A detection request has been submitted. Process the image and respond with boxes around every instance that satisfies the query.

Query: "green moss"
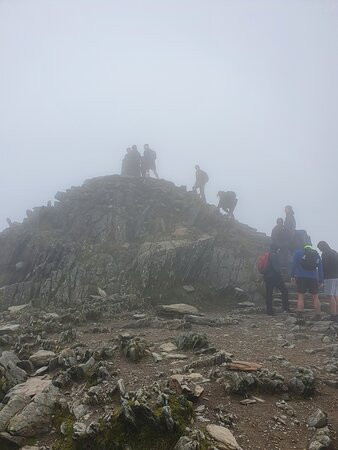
[51,406,76,450]
[53,395,194,450]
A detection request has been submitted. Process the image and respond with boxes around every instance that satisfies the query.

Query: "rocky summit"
[0,176,336,450]
[0,176,266,309]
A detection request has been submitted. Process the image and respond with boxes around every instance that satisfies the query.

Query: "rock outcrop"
[0,176,267,309]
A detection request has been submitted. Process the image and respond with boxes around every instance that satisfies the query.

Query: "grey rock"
[161,405,175,432]
[73,421,87,440]
[0,393,30,431]
[0,325,20,335]
[29,350,56,368]
[307,409,327,428]
[174,436,199,450]
[7,384,59,437]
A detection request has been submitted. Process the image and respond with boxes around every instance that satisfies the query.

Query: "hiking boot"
[266,310,275,316]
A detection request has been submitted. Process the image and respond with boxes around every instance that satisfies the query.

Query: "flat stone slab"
[166,353,189,360]
[157,303,201,316]
[159,342,178,353]
[0,324,20,335]
[206,424,242,449]
[5,377,52,401]
[8,304,29,313]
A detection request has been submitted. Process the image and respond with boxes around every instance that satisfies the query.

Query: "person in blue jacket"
[291,244,323,320]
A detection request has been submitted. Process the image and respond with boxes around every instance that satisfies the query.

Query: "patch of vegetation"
[51,405,76,450]
[51,395,193,450]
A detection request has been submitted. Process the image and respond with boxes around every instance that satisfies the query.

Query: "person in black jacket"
[193,165,209,202]
[317,241,338,321]
[264,244,290,315]
[271,218,290,278]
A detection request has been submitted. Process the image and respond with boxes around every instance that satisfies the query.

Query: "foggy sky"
[1,0,337,249]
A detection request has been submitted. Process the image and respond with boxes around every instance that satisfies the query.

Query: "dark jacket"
[264,251,282,280]
[285,213,296,233]
[195,169,209,186]
[271,225,289,248]
[321,249,338,279]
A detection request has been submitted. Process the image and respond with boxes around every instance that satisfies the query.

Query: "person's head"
[276,218,283,226]
[285,205,294,215]
[195,165,200,171]
[270,243,279,253]
[126,147,131,153]
[132,145,137,151]
[317,241,330,252]
[144,144,149,149]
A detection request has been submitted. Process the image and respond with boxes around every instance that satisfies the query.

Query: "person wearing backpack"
[258,244,290,315]
[317,241,338,322]
[291,244,323,320]
[193,165,209,202]
[217,191,238,218]
[141,144,159,179]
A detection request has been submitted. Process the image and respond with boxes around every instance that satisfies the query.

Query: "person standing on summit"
[141,144,159,179]
[193,165,209,202]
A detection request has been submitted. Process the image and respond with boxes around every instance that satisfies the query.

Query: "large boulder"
[7,383,59,437]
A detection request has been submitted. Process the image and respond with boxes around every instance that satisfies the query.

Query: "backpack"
[199,170,209,183]
[301,247,319,271]
[257,252,270,274]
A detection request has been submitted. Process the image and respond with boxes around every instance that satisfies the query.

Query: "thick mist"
[1,0,337,248]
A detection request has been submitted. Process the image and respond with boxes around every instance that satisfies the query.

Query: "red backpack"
[257,252,270,274]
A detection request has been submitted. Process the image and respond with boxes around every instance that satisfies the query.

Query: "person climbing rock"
[291,243,323,321]
[317,241,338,322]
[217,191,238,218]
[260,244,290,315]
[192,165,209,202]
[141,144,159,179]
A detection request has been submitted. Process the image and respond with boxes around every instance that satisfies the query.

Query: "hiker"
[121,148,132,176]
[284,205,296,235]
[317,241,338,322]
[258,244,290,315]
[217,191,238,218]
[141,144,159,179]
[291,244,323,320]
[130,145,142,177]
[271,218,290,278]
[192,165,209,202]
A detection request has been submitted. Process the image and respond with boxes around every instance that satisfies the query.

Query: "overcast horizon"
[1,0,337,249]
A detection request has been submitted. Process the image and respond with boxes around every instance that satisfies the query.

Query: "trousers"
[265,276,289,313]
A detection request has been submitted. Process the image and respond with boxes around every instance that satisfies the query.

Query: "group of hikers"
[121,145,159,179]
[121,148,238,218]
[120,146,337,323]
[258,207,338,323]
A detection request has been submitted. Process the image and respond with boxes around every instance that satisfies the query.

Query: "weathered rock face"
[0,176,267,309]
